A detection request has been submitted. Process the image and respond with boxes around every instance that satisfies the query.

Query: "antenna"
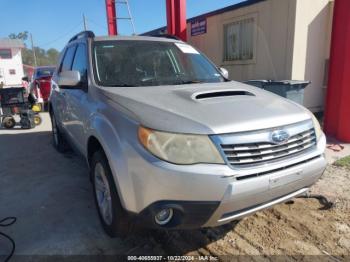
[83,14,88,30]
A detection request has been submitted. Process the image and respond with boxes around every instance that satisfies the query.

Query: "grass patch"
[334,155,350,169]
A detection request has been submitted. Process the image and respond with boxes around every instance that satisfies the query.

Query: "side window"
[0,49,12,59]
[72,44,87,81]
[60,45,77,72]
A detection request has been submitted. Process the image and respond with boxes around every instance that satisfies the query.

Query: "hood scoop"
[194,90,255,100]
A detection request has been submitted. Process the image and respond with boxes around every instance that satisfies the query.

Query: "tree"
[22,48,34,66]
[46,48,60,65]
[8,31,28,41]
[9,31,60,66]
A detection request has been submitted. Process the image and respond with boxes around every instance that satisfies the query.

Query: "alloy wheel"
[94,163,113,225]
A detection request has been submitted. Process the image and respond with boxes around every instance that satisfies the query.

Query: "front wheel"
[91,150,132,237]
[34,115,42,126]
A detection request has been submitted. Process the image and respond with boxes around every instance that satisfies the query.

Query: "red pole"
[166,0,176,35]
[105,0,117,35]
[324,0,350,142]
[174,0,187,41]
[166,0,187,41]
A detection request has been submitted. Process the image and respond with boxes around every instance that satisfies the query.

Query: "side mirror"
[22,76,29,82]
[219,67,229,79]
[58,71,81,87]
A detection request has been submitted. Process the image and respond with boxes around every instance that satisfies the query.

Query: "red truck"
[31,66,55,107]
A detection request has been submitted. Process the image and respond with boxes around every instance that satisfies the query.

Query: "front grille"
[220,128,317,167]
[235,155,321,181]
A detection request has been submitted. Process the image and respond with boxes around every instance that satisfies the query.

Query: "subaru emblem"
[271,130,290,144]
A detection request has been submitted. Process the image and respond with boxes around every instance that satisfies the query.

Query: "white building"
[0,38,25,87]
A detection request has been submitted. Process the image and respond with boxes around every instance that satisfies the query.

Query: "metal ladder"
[116,0,136,35]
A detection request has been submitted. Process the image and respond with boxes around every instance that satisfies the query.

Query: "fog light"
[155,208,173,225]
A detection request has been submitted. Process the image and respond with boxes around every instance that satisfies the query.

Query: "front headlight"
[138,126,225,165]
[310,113,322,141]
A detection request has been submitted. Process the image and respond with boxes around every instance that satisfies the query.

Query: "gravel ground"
[0,113,349,259]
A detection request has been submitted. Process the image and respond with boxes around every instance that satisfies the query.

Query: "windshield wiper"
[104,83,136,87]
[177,80,203,85]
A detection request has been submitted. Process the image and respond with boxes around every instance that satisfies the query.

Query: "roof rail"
[68,31,95,43]
[148,34,182,41]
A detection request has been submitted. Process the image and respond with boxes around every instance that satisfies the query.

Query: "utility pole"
[83,14,88,31]
[30,33,37,67]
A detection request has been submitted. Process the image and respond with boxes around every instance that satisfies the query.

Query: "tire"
[34,115,42,126]
[50,112,70,152]
[91,150,132,237]
[2,116,16,129]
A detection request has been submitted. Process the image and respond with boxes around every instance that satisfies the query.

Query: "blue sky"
[0,0,242,51]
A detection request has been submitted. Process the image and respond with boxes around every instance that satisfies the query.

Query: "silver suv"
[49,31,327,237]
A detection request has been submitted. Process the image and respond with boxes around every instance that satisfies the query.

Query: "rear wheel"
[91,150,132,237]
[2,116,16,129]
[50,112,69,152]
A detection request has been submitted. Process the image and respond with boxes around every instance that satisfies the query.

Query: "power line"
[37,21,83,48]
[86,17,108,31]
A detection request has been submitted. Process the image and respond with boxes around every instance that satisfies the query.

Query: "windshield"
[36,67,55,78]
[93,40,224,87]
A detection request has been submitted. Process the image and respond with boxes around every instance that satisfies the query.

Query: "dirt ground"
[120,165,350,259]
[0,113,349,259]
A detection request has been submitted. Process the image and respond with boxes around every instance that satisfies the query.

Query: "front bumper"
[120,134,327,229]
[204,155,325,227]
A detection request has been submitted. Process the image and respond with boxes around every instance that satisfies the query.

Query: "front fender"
[87,113,138,212]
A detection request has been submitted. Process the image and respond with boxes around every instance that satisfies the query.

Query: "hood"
[99,81,311,135]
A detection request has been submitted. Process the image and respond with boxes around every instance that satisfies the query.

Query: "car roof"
[93,35,183,43]
[35,66,55,69]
